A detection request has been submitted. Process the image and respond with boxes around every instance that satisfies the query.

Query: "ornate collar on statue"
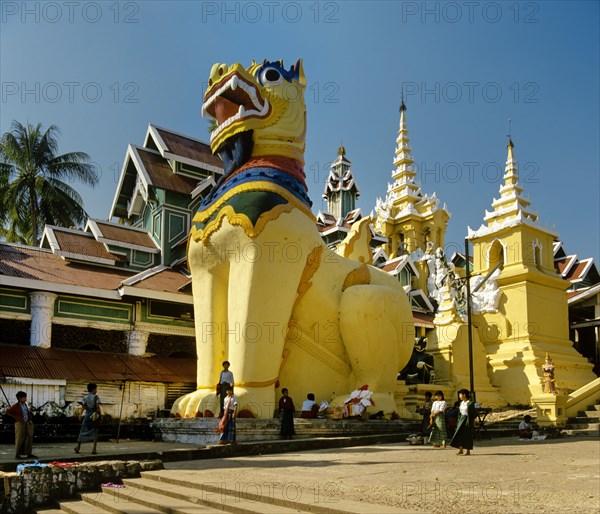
[223,155,307,191]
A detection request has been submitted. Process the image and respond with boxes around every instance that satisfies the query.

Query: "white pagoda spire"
[484,139,538,224]
[469,139,555,238]
[374,97,450,257]
[390,99,421,199]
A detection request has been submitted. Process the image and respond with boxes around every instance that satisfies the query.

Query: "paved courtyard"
[159,436,600,514]
[2,436,599,512]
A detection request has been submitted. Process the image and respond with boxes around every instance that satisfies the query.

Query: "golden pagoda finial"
[400,91,406,112]
[338,139,346,156]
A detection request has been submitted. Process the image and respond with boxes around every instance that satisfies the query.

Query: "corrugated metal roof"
[0,243,134,290]
[0,345,195,383]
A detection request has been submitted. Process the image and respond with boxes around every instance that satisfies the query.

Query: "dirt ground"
[163,436,600,513]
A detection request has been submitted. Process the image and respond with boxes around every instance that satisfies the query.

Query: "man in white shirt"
[218,361,234,416]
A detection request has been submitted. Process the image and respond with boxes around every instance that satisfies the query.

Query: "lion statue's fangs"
[172,59,415,419]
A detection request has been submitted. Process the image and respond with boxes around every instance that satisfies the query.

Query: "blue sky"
[1,1,598,261]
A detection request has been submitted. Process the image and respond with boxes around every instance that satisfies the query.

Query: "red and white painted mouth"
[202,74,269,141]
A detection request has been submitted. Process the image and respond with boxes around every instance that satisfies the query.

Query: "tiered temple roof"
[375,100,449,225]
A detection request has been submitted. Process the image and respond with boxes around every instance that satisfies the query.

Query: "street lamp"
[464,238,476,403]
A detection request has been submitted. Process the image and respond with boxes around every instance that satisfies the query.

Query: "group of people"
[5,383,102,459]
[214,360,321,444]
[418,389,475,456]
[278,390,321,438]
[6,370,539,457]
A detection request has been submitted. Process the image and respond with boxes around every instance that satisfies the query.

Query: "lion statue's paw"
[170,388,218,418]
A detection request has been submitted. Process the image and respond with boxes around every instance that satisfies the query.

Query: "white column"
[128,330,149,356]
[29,292,57,348]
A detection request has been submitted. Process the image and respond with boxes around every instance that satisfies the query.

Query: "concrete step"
[583,410,600,418]
[567,420,600,429]
[562,428,600,437]
[82,491,165,514]
[140,470,401,514]
[59,497,115,514]
[123,477,304,514]
[34,509,65,514]
[101,484,223,513]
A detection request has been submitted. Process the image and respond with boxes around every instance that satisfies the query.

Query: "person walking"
[217,361,234,417]
[5,391,36,459]
[74,383,101,455]
[278,388,296,439]
[428,390,447,448]
[450,389,475,456]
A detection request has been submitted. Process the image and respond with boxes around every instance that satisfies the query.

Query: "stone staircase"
[563,402,600,437]
[40,469,399,514]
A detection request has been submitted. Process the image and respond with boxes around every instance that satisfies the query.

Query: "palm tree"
[0,121,99,246]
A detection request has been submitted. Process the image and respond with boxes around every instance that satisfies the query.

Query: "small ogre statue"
[398,336,435,384]
[172,60,415,418]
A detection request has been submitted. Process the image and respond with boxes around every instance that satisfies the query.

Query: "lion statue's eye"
[261,68,283,86]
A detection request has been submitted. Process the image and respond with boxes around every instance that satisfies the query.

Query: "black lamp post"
[464,238,476,403]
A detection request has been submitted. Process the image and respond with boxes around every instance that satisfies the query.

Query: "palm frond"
[0,120,96,245]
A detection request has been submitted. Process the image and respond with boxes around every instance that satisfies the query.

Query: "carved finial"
[338,139,346,156]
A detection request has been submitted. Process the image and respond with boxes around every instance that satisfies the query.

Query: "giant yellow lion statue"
[172,59,414,418]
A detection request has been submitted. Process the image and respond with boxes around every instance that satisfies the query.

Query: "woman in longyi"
[74,383,101,455]
[216,386,238,444]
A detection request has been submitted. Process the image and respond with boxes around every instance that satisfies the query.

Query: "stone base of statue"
[531,393,568,426]
[428,291,506,408]
[151,417,418,446]
[395,382,457,420]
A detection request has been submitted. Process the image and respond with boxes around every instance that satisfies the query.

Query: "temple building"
[466,139,596,403]
[317,146,386,250]
[0,125,222,416]
[317,143,435,334]
[373,100,447,332]
[554,241,600,375]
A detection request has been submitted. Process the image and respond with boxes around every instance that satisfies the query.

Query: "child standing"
[5,391,36,459]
